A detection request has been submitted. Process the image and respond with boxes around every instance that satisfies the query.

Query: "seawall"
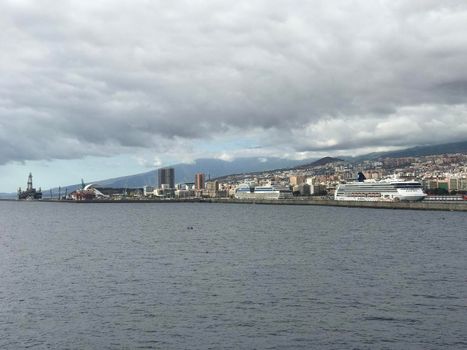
[22,197,467,211]
[207,198,467,212]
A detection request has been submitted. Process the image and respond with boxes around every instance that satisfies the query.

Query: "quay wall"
[6,198,467,211]
[207,198,467,212]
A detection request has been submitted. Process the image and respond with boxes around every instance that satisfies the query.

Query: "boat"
[334,173,426,202]
[234,184,293,199]
[254,185,293,199]
[234,183,253,199]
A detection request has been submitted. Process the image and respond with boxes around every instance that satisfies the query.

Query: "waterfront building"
[293,183,311,196]
[176,183,194,190]
[312,184,327,196]
[366,171,382,180]
[446,177,467,191]
[158,167,175,189]
[143,186,155,196]
[195,173,205,190]
[289,175,306,187]
[437,181,449,192]
[175,189,195,198]
[206,181,219,192]
[460,178,467,191]
[203,180,220,197]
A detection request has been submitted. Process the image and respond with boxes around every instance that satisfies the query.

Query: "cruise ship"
[334,173,426,202]
[234,184,293,200]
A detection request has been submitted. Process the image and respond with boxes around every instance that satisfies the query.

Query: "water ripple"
[0,202,466,349]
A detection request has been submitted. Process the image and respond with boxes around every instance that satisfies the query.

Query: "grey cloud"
[1,0,467,164]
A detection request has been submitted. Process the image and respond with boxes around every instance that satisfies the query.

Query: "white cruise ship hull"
[234,186,293,200]
[335,181,426,202]
[334,194,426,201]
[235,191,293,200]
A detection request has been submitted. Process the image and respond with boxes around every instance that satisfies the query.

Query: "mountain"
[294,157,345,169]
[344,140,467,162]
[35,157,312,195]
[99,157,311,188]
[376,141,467,158]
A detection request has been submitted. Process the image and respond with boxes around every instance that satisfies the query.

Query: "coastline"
[2,197,466,211]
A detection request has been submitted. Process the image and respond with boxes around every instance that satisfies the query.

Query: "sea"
[0,201,466,349]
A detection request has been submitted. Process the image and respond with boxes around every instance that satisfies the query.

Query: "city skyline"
[1,1,467,191]
[2,129,467,195]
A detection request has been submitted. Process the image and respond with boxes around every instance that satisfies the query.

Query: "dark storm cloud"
[1,0,467,164]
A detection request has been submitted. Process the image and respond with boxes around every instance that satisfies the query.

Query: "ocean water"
[0,201,466,349]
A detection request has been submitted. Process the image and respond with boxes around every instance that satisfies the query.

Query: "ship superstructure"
[234,183,293,199]
[335,175,426,202]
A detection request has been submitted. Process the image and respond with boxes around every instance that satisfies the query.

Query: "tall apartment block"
[195,173,205,190]
[158,167,175,189]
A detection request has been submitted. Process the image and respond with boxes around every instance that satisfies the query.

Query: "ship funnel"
[357,172,366,182]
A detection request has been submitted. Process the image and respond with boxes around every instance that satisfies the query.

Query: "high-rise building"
[158,167,175,189]
[195,173,205,190]
[289,175,306,187]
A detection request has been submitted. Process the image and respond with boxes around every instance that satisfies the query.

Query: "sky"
[1,0,467,192]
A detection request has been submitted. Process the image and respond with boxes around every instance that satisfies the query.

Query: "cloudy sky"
[1,0,467,191]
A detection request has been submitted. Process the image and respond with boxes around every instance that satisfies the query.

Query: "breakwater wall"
[207,198,467,212]
[30,197,467,211]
